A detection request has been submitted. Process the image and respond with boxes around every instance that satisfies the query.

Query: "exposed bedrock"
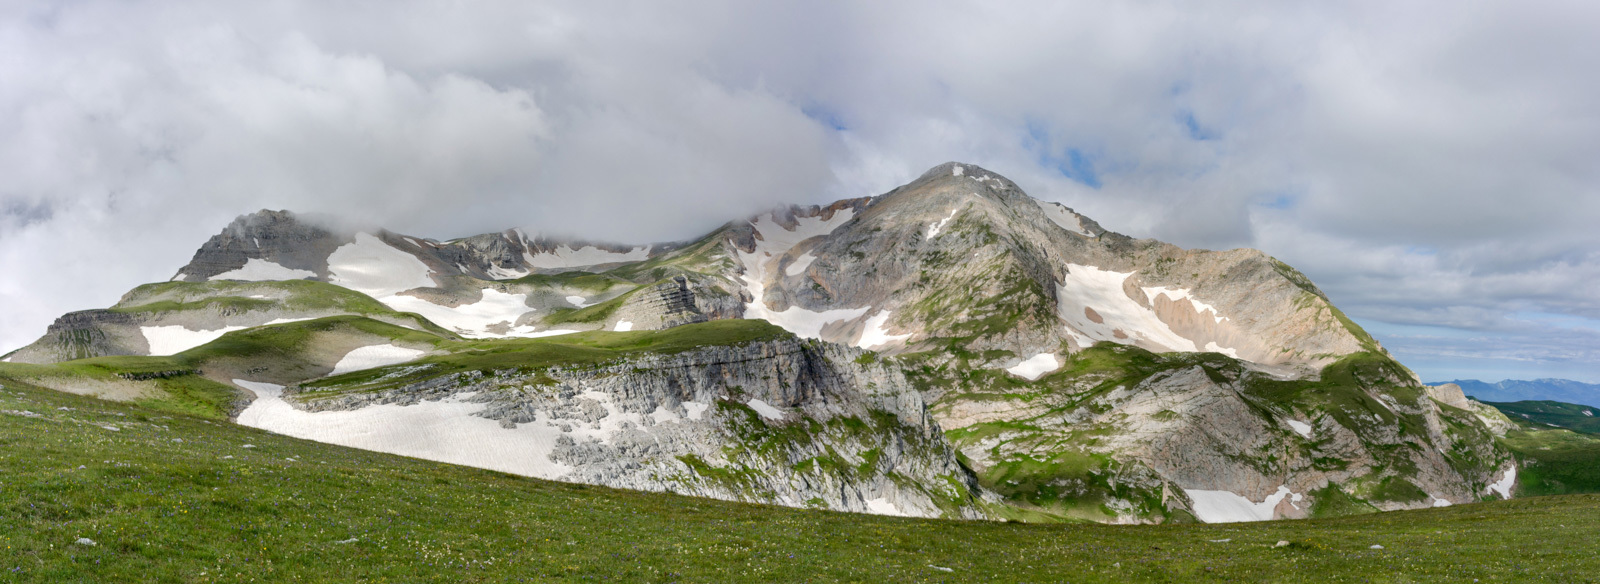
[287,339,995,519]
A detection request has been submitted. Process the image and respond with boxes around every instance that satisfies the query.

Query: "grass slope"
[1480,400,1600,497]
[2,379,1596,582]
[299,319,791,394]
[0,316,449,421]
[113,280,460,339]
[1487,400,1600,435]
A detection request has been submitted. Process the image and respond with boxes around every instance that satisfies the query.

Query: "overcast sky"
[2,1,1597,382]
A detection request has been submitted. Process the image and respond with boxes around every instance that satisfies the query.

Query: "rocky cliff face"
[933,347,1516,522]
[276,338,993,519]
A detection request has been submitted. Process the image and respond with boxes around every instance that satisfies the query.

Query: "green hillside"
[1,376,1596,582]
[1487,400,1600,435]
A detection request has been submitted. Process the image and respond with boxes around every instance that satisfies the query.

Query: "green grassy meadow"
[2,376,1597,582]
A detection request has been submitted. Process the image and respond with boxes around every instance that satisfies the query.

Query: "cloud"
[2,1,1598,383]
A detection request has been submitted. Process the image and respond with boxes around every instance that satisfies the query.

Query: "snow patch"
[1057,264,1199,353]
[1486,467,1516,499]
[1203,342,1240,358]
[142,325,246,356]
[565,295,590,307]
[683,401,710,421]
[1184,485,1297,523]
[1005,353,1060,381]
[865,497,907,516]
[486,265,529,280]
[746,399,785,420]
[525,245,651,270]
[327,233,435,297]
[379,289,538,339]
[329,344,427,377]
[927,208,959,238]
[1431,496,1453,507]
[1142,286,1228,324]
[233,379,575,479]
[648,405,680,425]
[210,258,316,282]
[1584,410,1594,417]
[951,164,963,177]
[1035,201,1094,237]
[613,320,633,332]
[1286,419,1313,438]
[855,310,911,349]
[785,251,817,276]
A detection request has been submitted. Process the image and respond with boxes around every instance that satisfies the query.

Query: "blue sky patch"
[800,105,848,132]
[1023,121,1102,188]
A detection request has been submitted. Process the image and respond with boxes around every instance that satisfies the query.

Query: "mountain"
[1436,379,1600,409]
[0,162,1519,523]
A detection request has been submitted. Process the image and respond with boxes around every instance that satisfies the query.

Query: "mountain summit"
[2,162,1517,523]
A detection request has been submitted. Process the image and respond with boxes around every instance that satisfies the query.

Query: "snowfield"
[1184,486,1301,523]
[380,289,538,339]
[232,379,576,479]
[1056,264,1198,353]
[328,233,436,297]
[230,382,709,482]
[328,344,428,376]
[141,318,312,356]
[785,251,817,276]
[142,325,246,356]
[855,310,911,349]
[1005,353,1061,381]
[1286,419,1313,438]
[210,258,316,281]
[1486,466,1517,498]
[746,398,786,420]
[865,497,909,517]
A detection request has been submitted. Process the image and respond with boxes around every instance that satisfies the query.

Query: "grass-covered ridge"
[115,280,385,314]
[0,316,449,421]
[299,319,792,394]
[1487,400,1600,435]
[1,317,795,419]
[1,377,1596,582]
[108,279,461,338]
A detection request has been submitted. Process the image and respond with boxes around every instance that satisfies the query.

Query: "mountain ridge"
[0,161,1519,524]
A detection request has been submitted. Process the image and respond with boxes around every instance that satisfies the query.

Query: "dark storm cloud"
[2,1,1597,382]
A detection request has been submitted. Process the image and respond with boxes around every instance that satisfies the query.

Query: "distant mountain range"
[1433,379,1600,409]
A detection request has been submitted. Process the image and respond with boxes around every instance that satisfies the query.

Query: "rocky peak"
[173,210,347,282]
